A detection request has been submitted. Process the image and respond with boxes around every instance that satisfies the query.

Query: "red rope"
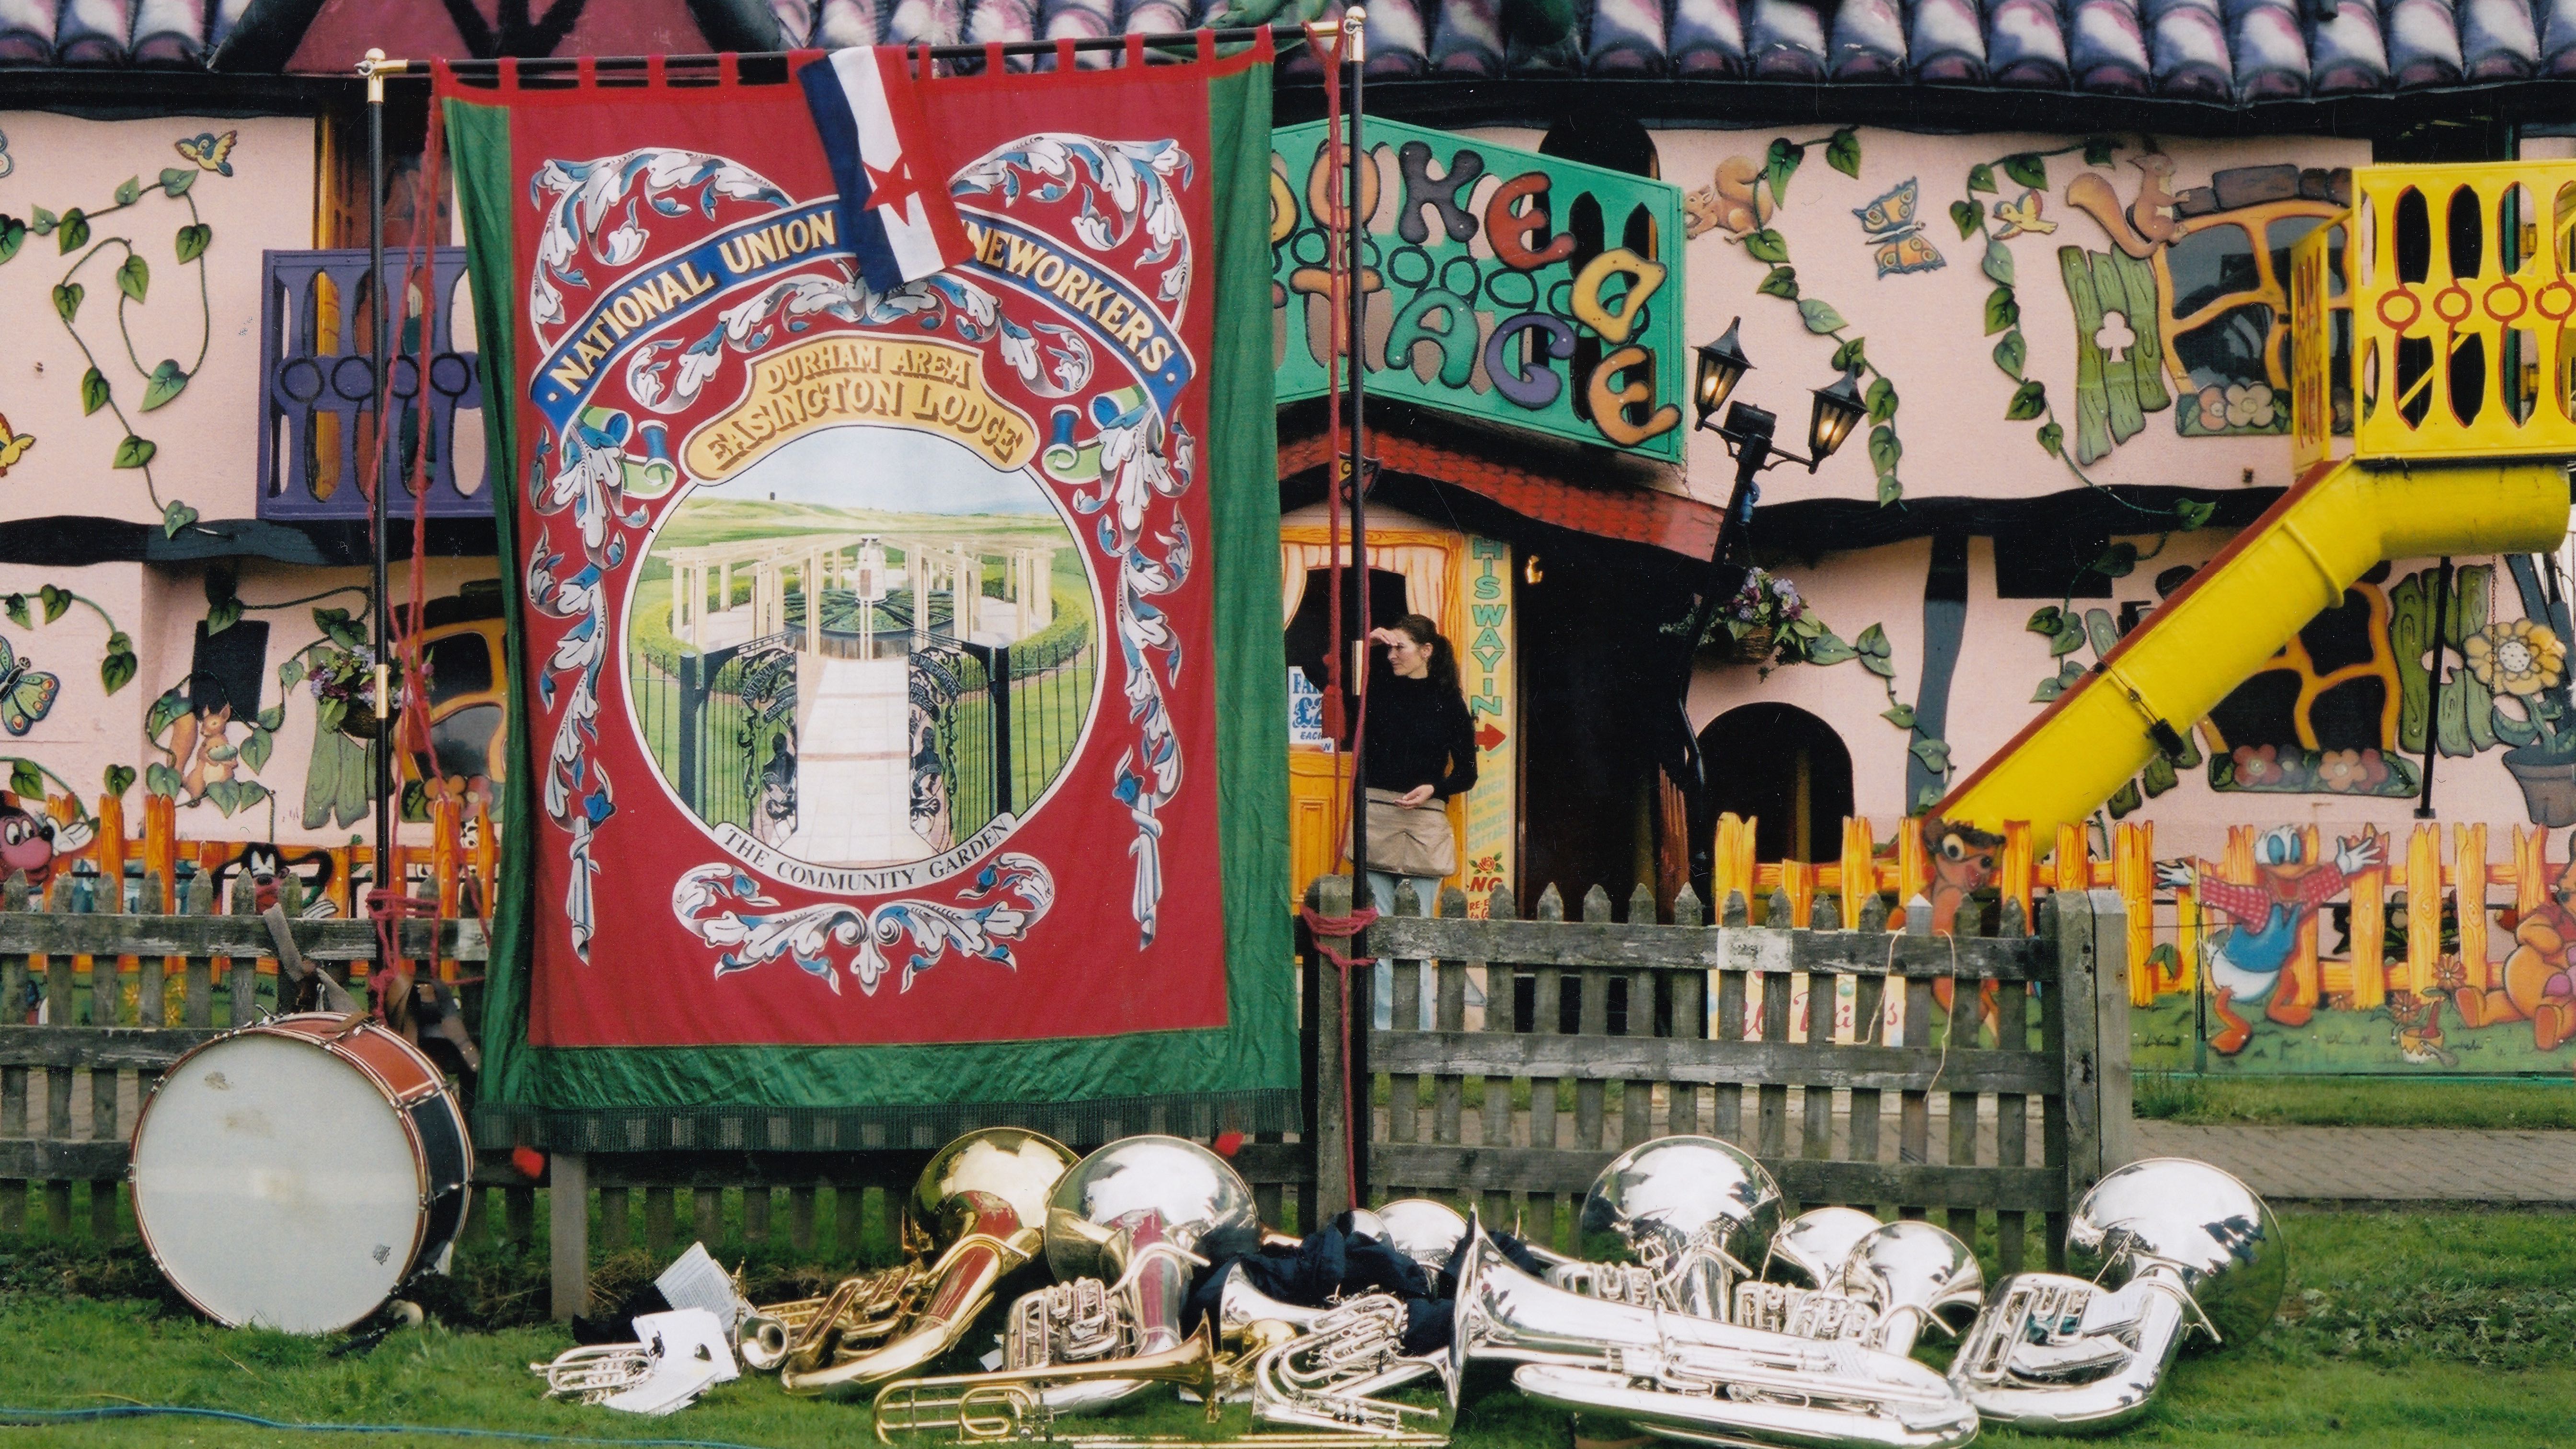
[1298,902,1378,1206]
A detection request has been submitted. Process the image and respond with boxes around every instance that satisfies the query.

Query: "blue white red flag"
[796,47,971,293]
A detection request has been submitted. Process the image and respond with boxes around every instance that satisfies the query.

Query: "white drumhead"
[132,1032,425,1334]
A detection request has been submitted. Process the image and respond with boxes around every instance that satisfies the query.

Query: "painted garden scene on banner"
[2,1,2576,1445]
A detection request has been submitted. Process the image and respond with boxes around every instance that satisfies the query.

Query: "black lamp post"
[1671,318,1870,720]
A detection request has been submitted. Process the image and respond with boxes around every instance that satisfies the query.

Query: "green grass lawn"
[2136,1072,2576,1129]
[0,1205,2565,1448]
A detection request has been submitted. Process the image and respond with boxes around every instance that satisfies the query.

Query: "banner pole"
[1345,9,1368,907]
[364,48,396,976]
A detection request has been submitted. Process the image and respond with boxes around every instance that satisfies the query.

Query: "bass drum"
[129,1012,473,1334]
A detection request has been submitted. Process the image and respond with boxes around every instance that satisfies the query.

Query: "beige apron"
[1364,787,1457,879]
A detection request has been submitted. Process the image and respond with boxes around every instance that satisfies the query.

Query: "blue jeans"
[1368,872,1439,1030]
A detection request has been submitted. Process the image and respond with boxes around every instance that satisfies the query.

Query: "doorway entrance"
[1699,704,1853,863]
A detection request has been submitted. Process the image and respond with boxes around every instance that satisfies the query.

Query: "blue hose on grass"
[0,1403,780,1448]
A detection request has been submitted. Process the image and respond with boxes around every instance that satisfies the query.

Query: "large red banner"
[484,50,1251,1049]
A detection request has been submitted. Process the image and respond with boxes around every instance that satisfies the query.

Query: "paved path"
[2135,1121,2576,1203]
[781,655,928,866]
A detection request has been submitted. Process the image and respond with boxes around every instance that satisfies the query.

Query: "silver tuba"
[1736,1212,1982,1356]
[1949,1157,2284,1434]
[1561,1136,1783,1319]
[1451,1218,1981,1449]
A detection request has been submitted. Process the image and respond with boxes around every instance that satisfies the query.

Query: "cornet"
[530,1342,652,1403]
[1452,1219,1981,1449]
[1950,1157,2284,1434]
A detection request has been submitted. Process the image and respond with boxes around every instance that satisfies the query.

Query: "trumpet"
[874,1317,1224,1445]
[1950,1157,2284,1434]
[1452,1219,1981,1449]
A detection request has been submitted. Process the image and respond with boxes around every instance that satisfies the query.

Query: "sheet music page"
[654,1243,742,1325]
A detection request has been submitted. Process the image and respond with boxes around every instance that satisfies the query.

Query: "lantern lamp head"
[1695,318,1753,426]
[1807,364,1868,466]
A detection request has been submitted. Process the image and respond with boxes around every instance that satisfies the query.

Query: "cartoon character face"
[1924,818,2003,893]
[2259,826,2319,881]
[0,792,57,888]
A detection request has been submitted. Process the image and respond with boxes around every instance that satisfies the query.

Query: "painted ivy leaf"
[1825,128,1862,178]
[2002,153,2048,190]
[114,176,141,207]
[1982,237,2016,287]
[1992,330,2026,380]
[140,359,188,411]
[1797,298,1847,334]
[1950,199,1985,241]
[2176,498,2217,529]
[1910,736,1953,773]
[1882,702,1917,729]
[2033,676,2066,702]
[2037,421,2065,457]
[1866,377,1898,423]
[236,781,270,811]
[2094,541,2139,578]
[100,643,136,697]
[115,253,149,303]
[1764,138,1806,208]
[160,167,196,196]
[28,207,56,235]
[2049,624,2087,657]
[1967,163,1997,195]
[316,697,349,737]
[114,435,157,469]
[2059,659,2086,686]
[51,282,82,322]
[104,764,136,798]
[7,760,41,798]
[37,585,67,624]
[256,705,285,732]
[1831,337,1866,370]
[1877,472,1903,505]
[79,367,109,415]
[0,215,22,264]
[2027,605,2065,634]
[206,778,238,816]
[1742,229,1790,264]
[2082,137,2121,167]
[242,727,273,773]
[1804,631,1858,666]
[174,222,211,263]
[2004,380,2048,420]
[57,208,88,253]
[314,606,368,653]
[1756,265,1799,299]
[206,595,243,636]
[1982,286,2017,336]
[162,500,198,538]
[0,595,23,629]
[2085,608,2119,658]
[278,656,307,689]
[1855,622,1892,659]
[144,761,183,798]
[145,687,189,741]
[1868,423,1901,475]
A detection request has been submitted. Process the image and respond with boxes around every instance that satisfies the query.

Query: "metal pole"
[365,49,397,966]
[2416,553,2453,819]
[1344,7,1369,905]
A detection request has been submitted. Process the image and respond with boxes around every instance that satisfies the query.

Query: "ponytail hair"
[1387,612,1461,696]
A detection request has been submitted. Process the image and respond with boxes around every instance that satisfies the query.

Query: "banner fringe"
[473,1088,1303,1152]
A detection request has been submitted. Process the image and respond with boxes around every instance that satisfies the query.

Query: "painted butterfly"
[0,637,60,737]
[0,414,32,475]
[173,129,238,177]
[1853,177,1944,277]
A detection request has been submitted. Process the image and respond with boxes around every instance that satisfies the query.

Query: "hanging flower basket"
[1721,623,1778,665]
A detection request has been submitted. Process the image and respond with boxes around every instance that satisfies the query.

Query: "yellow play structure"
[1937,160,2576,838]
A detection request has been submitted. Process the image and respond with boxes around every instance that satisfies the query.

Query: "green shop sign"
[1270,117,1686,462]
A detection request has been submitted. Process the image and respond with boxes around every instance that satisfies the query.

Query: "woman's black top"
[1363,667,1479,800]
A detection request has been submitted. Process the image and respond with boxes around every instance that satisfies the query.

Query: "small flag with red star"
[797,47,971,293]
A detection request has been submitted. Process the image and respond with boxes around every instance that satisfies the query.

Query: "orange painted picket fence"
[1711,814,2536,1012]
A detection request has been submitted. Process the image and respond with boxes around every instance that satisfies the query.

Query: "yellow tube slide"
[1935,460,2571,840]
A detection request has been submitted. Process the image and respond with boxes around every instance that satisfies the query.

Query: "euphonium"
[1452,1219,1981,1449]
[1949,1157,2284,1434]
[874,1318,1226,1446]
[1250,1293,1449,1438]
[1567,1137,1783,1320]
[773,1127,1077,1397]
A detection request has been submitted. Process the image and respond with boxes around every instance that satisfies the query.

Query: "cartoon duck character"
[2457,833,2576,1052]
[2157,827,2379,1055]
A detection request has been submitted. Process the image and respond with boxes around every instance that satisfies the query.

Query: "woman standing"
[1361,614,1477,1026]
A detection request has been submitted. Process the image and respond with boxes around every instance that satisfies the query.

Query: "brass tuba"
[770,1126,1077,1397]
[1949,1157,2284,1433]
[1452,1218,1981,1449]
[1565,1137,1783,1320]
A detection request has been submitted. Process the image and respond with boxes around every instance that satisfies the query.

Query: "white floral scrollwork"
[672,853,1057,995]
